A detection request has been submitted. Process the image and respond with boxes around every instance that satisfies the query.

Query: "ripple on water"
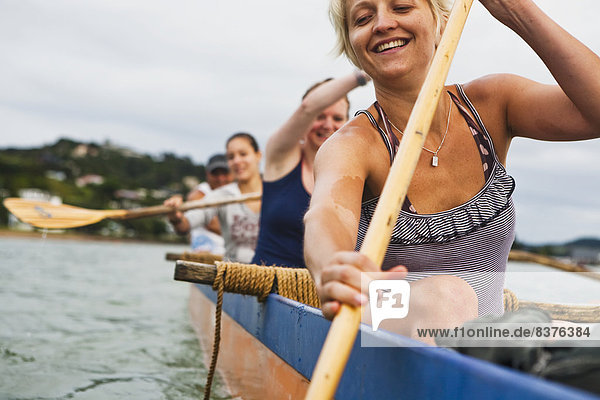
[0,237,234,400]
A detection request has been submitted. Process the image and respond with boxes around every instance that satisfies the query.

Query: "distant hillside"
[0,137,206,240]
[513,236,600,263]
[565,237,600,249]
[0,137,205,194]
[1,138,598,249]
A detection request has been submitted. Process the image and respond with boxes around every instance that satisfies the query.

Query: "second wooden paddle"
[3,192,261,229]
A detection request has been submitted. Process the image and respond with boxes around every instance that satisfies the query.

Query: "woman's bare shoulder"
[315,109,391,187]
[460,74,527,104]
[331,110,380,144]
[318,112,381,161]
[456,75,521,159]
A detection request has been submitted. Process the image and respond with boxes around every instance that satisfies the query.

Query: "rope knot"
[503,288,520,312]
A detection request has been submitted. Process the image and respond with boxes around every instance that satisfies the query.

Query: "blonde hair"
[329,0,452,68]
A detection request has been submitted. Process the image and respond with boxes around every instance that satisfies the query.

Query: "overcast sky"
[1,1,598,245]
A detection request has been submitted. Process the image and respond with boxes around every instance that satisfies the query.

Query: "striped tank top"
[355,84,516,317]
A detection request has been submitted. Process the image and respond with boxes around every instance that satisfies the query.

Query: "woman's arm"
[479,0,600,141]
[304,128,405,319]
[164,195,191,234]
[304,142,365,280]
[164,193,219,235]
[263,71,369,180]
[186,189,222,235]
[304,132,367,317]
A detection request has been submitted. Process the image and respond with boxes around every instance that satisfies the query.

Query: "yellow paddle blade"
[2,198,126,229]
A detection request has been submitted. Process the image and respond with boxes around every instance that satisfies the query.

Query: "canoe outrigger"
[171,257,600,400]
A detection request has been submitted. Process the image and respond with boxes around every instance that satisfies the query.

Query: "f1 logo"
[369,280,410,331]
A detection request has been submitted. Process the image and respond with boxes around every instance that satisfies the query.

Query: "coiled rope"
[203,265,225,400]
[201,261,320,399]
[504,288,599,323]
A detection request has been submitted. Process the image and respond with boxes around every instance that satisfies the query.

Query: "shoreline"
[0,228,187,245]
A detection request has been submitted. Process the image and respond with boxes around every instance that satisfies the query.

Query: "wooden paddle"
[508,250,600,281]
[165,251,224,264]
[304,1,475,398]
[2,192,261,229]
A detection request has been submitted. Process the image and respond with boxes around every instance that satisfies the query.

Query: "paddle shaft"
[304,1,475,398]
[114,192,262,220]
[508,250,600,281]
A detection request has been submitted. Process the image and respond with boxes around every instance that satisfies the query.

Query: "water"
[0,236,232,400]
[505,262,600,305]
[1,235,599,399]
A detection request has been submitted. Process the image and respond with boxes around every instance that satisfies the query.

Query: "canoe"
[187,282,599,399]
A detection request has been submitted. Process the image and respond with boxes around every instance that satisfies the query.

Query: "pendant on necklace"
[432,155,439,167]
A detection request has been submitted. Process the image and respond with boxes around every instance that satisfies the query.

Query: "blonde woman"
[304,0,600,341]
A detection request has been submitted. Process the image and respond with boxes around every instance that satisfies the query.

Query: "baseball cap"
[206,154,229,174]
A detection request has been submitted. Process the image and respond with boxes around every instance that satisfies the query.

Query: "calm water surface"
[1,235,599,399]
[505,262,600,305]
[0,236,232,400]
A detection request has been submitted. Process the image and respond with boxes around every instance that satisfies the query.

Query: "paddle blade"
[2,198,125,229]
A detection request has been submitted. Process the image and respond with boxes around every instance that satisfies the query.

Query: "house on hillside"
[571,246,600,265]
[45,170,67,181]
[71,144,99,158]
[76,174,104,187]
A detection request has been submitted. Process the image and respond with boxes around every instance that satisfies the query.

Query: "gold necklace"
[388,92,452,167]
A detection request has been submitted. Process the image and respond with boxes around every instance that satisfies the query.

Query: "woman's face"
[226,138,261,183]
[305,98,349,149]
[346,0,439,83]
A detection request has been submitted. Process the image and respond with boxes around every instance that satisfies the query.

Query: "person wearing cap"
[193,154,232,198]
[183,154,233,255]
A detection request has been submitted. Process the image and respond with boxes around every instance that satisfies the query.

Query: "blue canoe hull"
[191,283,599,400]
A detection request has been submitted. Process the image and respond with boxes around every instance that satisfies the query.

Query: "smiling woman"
[303,0,600,343]
[164,132,263,264]
[250,72,369,269]
[330,0,451,68]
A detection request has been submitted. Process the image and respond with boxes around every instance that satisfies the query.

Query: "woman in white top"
[165,133,262,263]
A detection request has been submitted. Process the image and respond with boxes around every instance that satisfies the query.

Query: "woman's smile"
[374,38,409,53]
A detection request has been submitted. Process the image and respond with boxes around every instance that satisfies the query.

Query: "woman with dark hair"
[166,132,262,263]
[251,72,370,269]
